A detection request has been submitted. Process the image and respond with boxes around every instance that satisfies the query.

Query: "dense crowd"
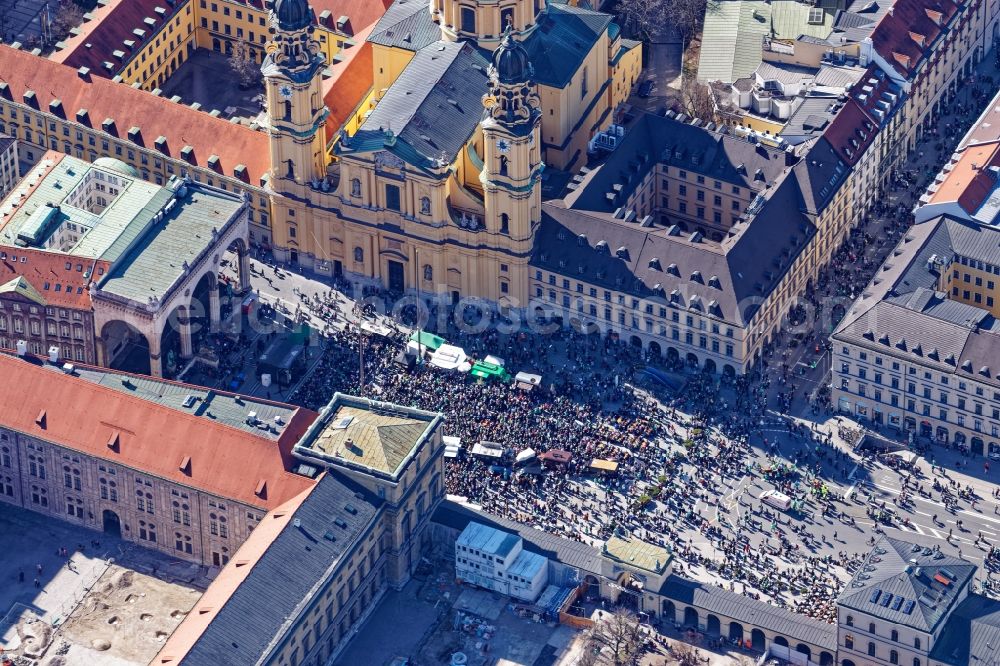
[229,70,1000,631]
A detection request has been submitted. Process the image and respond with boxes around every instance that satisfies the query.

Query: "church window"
[500,213,510,235]
[499,155,508,176]
[354,247,364,263]
[420,196,431,215]
[283,100,292,121]
[385,184,401,212]
[350,178,361,197]
[460,7,476,33]
[423,265,433,282]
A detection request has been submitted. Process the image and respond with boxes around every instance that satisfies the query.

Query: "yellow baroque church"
[264,0,642,307]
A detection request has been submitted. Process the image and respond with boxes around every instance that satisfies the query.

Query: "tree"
[616,0,707,45]
[670,642,703,666]
[228,39,259,90]
[585,608,645,666]
[681,77,715,122]
[49,1,85,43]
[616,0,668,42]
[665,0,708,48]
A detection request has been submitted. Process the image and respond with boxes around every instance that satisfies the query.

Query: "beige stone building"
[0,352,317,568]
[265,0,642,285]
[0,347,446,666]
[0,152,252,377]
[0,134,18,199]
[832,88,1000,453]
[157,393,446,666]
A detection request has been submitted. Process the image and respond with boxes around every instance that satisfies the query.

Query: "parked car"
[638,80,654,98]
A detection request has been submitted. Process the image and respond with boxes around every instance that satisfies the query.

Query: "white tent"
[484,355,505,367]
[515,371,542,391]
[430,344,469,371]
[443,435,462,459]
[515,448,537,464]
[471,441,504,458]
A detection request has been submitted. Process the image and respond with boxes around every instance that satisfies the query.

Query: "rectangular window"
[385,184,401,211]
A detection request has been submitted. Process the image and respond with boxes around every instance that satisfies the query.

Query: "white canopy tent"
[430,344,469,371]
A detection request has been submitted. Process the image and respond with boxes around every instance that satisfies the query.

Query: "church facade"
[264,0,642,309]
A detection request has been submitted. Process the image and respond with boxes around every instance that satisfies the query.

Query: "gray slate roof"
[181,472,382,666]
[928,593,1000,666]
[780,97,842,145]
[37,360,298,440]
[534,112,829,327]
[522,3,611,88]
[367,0,440,51]
[660,575,837,650]
[838,536,975,633]
[345,41,489,170]
[833,216,1000,386]
[97,183,245,303]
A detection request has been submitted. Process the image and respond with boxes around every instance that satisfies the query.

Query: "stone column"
[238,250,251,293]
[148,334,163,378]
[209,286,221,332]
[179,309,194,359]
[95,337,107,368]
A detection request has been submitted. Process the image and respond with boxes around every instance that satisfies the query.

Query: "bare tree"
[49,1,85,43]
[228,39,259,89]
[586,608,645,666]
[616,0,668,42]
[681,77,715,122]
[670,642,703,666]
[664,0,708,48]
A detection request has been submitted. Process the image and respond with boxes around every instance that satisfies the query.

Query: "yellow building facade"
[267,0,642,301]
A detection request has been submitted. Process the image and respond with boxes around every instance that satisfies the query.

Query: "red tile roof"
[0,353,318,508]
[927,141,1000,213]
[221,0,392,35]
[51,0,184,77]
[870,0,959,79]
[0,246,109,309]
[0,46,271,185]
[322,25,375,134]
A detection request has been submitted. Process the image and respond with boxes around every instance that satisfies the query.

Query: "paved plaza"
[0,506,206,665]
[159,49,265,121]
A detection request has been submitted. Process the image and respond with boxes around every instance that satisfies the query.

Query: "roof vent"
[179,455,192,474]
[35,410,46,428]
[255,479,267,498]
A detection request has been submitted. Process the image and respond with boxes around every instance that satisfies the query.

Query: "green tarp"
[470,362,510,381]
[409,330,446,351]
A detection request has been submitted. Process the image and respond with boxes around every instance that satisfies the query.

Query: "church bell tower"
[480,29,544,252]
[262,0,329,188]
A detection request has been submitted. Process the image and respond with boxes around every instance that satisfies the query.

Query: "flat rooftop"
[603,535,672,575]
[294,393,443,477]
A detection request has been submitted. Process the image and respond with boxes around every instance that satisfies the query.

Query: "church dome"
[273,0,313,31]
[491,30,532,84]
[93,157,139,178]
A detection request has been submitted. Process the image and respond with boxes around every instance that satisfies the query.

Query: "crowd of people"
[201,69,1000,641]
